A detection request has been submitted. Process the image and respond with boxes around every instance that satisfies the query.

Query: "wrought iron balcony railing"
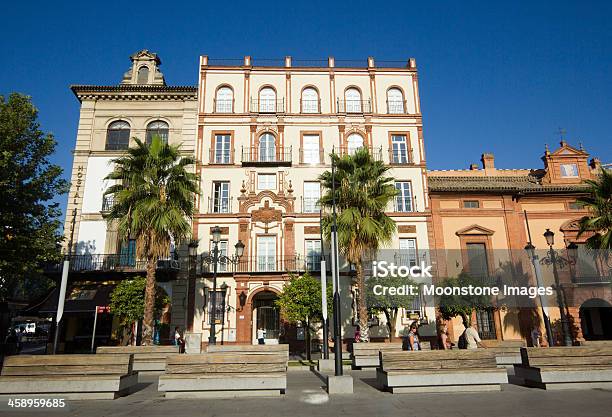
[213,99,234,113]
[300,99,320,113]
[250,98,285,113]
[299,148,324,164]
[386,100,407,114]
[101,196,116,212]
[207,196,233,214]
[335,146,383,161]
[388,148,413,165]
[199,255,323,274]
[209,148,234,165]
[43,254,180,274]
[241,146,292,166]
[336,99,372,114]
[301,197,320,214]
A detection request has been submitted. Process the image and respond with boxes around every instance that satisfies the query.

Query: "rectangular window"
[257,236,276,272]
[569,201,582,210]
[391,135,409,164]
[258,174,277,190]
[214,134,231,164]
[399,238,418,267]
[305,240,322,271]
[560,163,579,177]
[476,309,497,340]
[302,135,321,164]
[395,182,413,212]
[463,200,480,208]
[212,182,230,213]
[207,289,226,325]
[466,243,489,278]
[213,240,228,272]
[303,182,321,213]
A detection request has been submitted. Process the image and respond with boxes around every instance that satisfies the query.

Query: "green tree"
[276,273,332,359]
[366,275,417,341]
[577,168,612,251]
[437,273,495,327]
[103,136,199,345]
[0,93,68,302]
[319,148,397,342]
[109,276,169,345]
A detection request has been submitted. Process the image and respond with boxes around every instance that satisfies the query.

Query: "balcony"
[213,99,234,113]
[250,98,285,114]
[207,196,233,214]
[209,148,234,165]
[300,99,321,114]
[241,146,292,166]
[394,197,414,213]
[101,195,115,212]
[336,99,372,114]
[299,148,325,165]
[43,254,180,279]
[336,146,383,161]
[199,255,324,274]
[388,148,413,165]
[301,197,320,214]
[387,100,407,114]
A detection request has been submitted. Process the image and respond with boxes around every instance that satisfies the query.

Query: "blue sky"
[1,1,611,217]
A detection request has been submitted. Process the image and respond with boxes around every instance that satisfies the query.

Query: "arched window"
[259,133,276,162]
[387,88,405,114]
[146,120,169,144]
[215,86,234,113]
[346,133,364,155]
[301,87,319,113]
[137,66,149,84]
[345,88,362,113]
[259,87,276,112]
[105,120,131,150]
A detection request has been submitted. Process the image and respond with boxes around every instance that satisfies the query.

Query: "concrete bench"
[377,350,508,393]
[206,344,289,355]
[0,354,137,400]
[158,349,288,398]
[514,346,612,390]
[96,345,179,376]
[351,341,431,369]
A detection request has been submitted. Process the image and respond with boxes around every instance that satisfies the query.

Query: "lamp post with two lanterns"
[198,226,244,345]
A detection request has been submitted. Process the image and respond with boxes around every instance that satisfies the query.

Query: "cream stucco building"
[189,56,434,349]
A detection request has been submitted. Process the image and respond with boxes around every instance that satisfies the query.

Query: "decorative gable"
[541,141,592,185]
[121,49,166,86]
[455,224,495,236]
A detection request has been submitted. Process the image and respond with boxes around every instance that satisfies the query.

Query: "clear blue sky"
[1,1,611,217]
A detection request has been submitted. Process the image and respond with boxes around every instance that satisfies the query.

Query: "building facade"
[189,56,434,348]
[48,50,197,350]
[428,143,611,344]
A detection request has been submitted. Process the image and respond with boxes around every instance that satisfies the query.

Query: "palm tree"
[103,136,199,345]
[319,148,397,342]
[577,168,612,250]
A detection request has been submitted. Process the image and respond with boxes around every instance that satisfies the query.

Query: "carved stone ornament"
[251,201,282,224]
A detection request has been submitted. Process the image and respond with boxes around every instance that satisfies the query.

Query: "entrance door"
[257,236,276,272]
[253,292,281,344]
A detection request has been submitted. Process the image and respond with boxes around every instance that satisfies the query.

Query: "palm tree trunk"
[141,257,157,345]
[356,261,369,342]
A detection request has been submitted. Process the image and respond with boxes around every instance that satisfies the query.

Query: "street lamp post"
[331,149,343,376]
[542,229,573,346]
[524,242,554,346]
[200,226,244,345]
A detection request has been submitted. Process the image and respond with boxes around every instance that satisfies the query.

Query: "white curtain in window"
[345,88,362,112]
[259,133,276,162]
[302,88,318,113]
[347,133,364,155]
[259,87,276,112]
[216,87,233,112]
[387,88,404,113]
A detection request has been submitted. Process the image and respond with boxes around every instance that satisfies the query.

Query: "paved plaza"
[6,369,612,417]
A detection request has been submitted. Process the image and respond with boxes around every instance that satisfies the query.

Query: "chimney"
[469,163,479,171]
[481,153,496,174]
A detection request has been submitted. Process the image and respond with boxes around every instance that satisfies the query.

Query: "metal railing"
[44,254,179,273]
[101,196,115,212]
[300,99,320,113]
[241,146,292,166]
[388,148,413,164]
[213,99,234,113]
[335,146,383,161]
[387,100,407,114]
[208,196,233,214]
[199,255,319,273]
[250,98,285,113]
[336,99,372,113]
[209,148,234,164]
[299,148,324,164]
[394,197,414,213]
[302,197,320,214]
[572,274,612,284]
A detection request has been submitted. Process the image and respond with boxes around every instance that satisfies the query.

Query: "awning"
[37,282,118,314]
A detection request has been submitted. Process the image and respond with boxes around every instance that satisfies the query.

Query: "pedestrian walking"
[463,322,486,349]
[257,327,265,345]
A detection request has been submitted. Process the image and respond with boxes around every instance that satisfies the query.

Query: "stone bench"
[514,346,612,390]
[0,354,137,400]
[377,350,508,393]
[96,345,179,376]
[206,344,289,355]
[351,341,431,369]
[158,348,288,398]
